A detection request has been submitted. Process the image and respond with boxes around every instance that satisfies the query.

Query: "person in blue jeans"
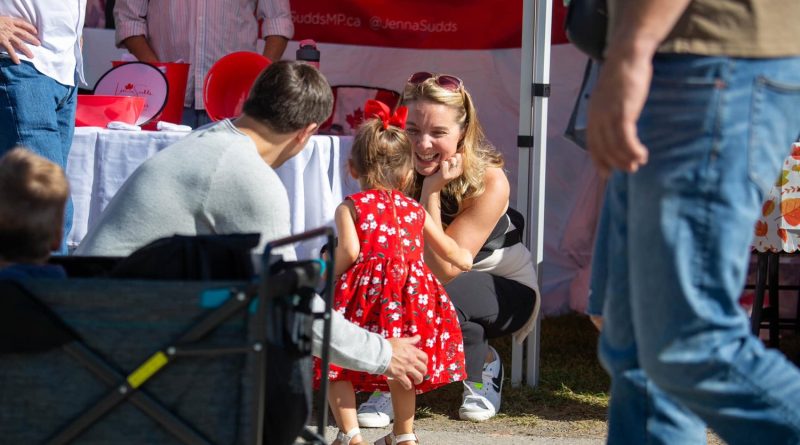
[0,2,87,253]
[589,185,708,444]
[587,0,800,443]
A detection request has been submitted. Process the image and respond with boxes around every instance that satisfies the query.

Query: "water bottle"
[296,39,320,69]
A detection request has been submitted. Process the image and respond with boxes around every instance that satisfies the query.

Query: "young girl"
[326,100,472,445]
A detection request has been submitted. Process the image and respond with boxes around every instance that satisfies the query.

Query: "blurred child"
[0,147,69,279]
[323,100,471,445]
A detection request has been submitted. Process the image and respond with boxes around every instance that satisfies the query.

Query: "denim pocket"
[644,76,718,152]
[748,75,800,197]
[639,74,720,190]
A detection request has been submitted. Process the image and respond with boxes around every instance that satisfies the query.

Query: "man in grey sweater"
[76,61,427,389]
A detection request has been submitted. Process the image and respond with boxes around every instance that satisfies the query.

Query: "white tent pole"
[513,0,551,388]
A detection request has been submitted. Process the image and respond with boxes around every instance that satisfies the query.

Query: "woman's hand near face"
[421,153,463,195]
[423,167,510,283]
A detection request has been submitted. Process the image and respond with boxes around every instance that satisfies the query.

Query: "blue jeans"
[0,59,76,253]
[591,182,707,444]
[599,55,800,444]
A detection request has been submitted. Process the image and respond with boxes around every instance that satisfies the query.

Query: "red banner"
[292,0,523,50]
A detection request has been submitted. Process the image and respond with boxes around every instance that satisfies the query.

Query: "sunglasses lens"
[437,75,462,91]
[408,71,434,84]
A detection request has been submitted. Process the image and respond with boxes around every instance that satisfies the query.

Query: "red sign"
[292,0,523,50]
[552,1,568,45]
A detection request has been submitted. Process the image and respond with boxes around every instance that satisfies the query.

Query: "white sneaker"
[458,346,503,422]
[356,391,393,428]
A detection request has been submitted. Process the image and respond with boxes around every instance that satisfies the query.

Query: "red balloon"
[203,52,271,121]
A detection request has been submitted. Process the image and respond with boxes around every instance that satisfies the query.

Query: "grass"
[410,313,800,425]
[412,313,609,427]
[328,312,800,444]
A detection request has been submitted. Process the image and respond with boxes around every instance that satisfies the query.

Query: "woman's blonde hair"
[402,75,504,218]
[350,118,414,193]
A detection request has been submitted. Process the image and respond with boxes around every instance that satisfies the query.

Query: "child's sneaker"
[356,391,393,428]
[458,346,503,421]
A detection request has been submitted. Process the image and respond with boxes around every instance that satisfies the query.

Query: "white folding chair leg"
[511,315,541,387]
[526,316,541,386]
[511,340,523,386]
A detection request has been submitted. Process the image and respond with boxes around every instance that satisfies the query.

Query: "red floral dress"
[325,189,465,394]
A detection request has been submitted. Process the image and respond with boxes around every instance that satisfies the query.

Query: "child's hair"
[349,118,413,192]
[0,148,69,262]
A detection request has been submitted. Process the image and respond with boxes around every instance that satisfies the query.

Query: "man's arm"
[114,0,158,62]
[119,35,159,63]
[0,16,39,64]
[262,35,288,62]
[257,0,293,61]
[586,0,692,176]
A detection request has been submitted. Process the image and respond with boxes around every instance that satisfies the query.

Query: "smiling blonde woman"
[356,72,541,425]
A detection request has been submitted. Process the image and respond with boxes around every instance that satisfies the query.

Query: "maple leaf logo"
[124,83,134,90]
[346,108,365,130]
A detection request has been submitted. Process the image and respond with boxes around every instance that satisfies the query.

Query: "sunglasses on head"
[406,71,463,92]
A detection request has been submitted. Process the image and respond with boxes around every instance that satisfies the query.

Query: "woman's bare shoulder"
[459,166,509,219]
[473,166,509,205]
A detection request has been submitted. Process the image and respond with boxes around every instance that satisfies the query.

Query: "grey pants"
[445,271,536,382]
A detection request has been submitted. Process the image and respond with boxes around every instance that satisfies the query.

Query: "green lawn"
[415,313,609,424]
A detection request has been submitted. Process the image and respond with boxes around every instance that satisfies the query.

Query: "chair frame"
[1,227,335,445]
[748,251,800,347]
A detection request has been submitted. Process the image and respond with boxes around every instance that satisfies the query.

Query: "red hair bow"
[364,99,408,130]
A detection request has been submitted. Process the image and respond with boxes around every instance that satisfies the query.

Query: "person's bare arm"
[333,201,360,278]
[423,209,472,272]
[421,166,509,283]
[120,35,159,63]
[587,0,692,176]
[257,0,292,61]
[262,35,288,62]
[0,16,39,64]
[114,0,158,62]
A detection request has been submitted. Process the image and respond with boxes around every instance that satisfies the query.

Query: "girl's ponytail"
[349,101,413,192]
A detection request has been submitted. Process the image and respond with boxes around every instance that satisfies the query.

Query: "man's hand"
[586,46,652,177]
[384,335,428,390]
[0,16,39,64]
[586,0,692,177]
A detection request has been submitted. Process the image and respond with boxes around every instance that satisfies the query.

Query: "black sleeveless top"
[440,195,524,263]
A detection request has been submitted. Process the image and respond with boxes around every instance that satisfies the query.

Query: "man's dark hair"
[242,60,334,133]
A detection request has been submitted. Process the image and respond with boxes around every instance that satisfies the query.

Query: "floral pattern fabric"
[320,189,465,394]
[754,143,800,252]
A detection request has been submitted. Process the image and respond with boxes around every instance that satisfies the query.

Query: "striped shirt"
[114,0,293,109]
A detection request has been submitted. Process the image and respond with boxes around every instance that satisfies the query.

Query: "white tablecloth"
[67,127,356,258]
